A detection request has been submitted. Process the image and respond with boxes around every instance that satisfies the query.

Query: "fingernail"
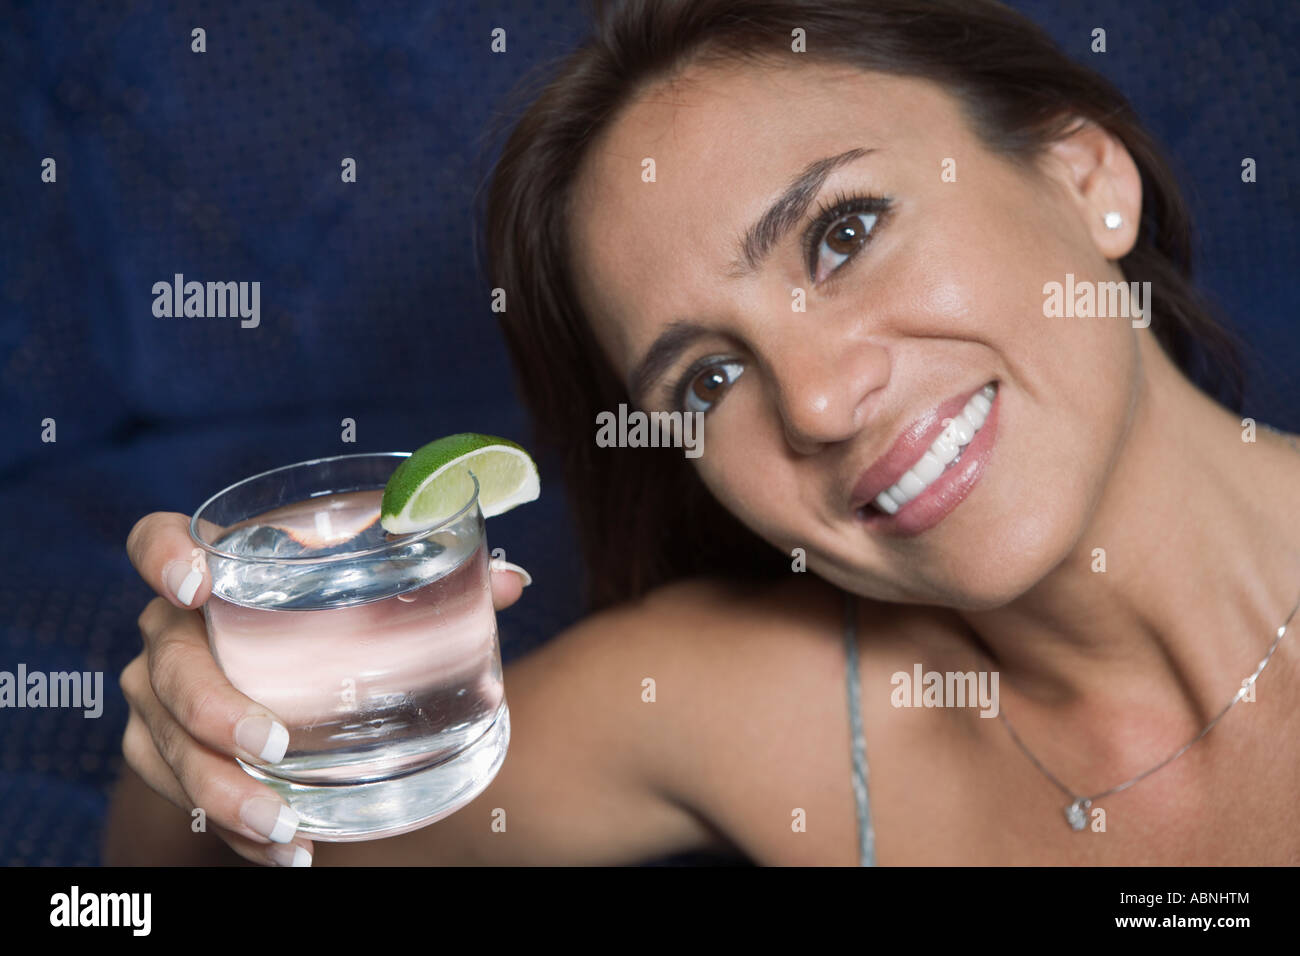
[164,560,204,607]
[235,715,291,763]
[489,558,532,587]
[267,844,313,867]
[240,797,299,843]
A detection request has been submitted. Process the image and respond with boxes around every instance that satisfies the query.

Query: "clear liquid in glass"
[204,488,509,840]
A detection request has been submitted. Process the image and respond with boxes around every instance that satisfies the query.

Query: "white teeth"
[949,414,975,445]
[897,470,926,498]
[912,451,945,483]
[866,384,997,515]
[931,432,960,464]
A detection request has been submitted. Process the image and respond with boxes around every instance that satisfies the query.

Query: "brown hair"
[476,0,1244,611]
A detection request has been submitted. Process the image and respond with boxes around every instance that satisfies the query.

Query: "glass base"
[237,706,511,842]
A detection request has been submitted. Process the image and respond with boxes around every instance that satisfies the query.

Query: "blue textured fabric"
[0,0,1296,867]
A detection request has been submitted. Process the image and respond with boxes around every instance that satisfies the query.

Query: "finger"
[489,558,532,611]
[121,708,190,811]
[215,825,316,868]
[126,512,212,609]
[122,715,314,866]
[132,690,304,848]
[137,597,291,766]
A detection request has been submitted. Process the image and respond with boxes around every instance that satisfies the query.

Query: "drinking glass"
[189,452,509,841]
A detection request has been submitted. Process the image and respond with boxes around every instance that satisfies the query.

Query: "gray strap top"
[842,590,877,866]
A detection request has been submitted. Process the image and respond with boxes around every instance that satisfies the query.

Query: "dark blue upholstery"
[1,0,1295,867]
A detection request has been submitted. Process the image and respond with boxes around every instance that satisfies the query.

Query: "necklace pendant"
[1064,798,1091,831]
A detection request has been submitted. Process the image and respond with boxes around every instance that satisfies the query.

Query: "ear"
[1041,120,1143,260]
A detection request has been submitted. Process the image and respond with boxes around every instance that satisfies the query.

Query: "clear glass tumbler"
[189,452,509,841]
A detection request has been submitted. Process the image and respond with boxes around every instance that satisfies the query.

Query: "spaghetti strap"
[842,589,877,866]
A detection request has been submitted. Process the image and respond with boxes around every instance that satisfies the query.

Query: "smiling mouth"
[856,382,998,518]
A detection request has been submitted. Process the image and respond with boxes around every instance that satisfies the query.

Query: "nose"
[770,333,890,454]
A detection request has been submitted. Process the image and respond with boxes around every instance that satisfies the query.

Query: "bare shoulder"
[591,571,969,757]
[627,572,850,657]
[619,571,968,682]
[578,572,966,864]
[602,573,871,718]
[540,573,851,758]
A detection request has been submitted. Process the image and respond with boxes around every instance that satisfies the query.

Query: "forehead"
[567,62,971,375]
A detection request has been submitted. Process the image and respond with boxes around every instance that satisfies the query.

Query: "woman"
[106,0,1300,866]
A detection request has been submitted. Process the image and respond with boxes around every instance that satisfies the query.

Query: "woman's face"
[568,62,1143,609]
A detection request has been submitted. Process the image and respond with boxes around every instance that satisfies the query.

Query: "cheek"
[910,178,1139,418]
[880,178,1141,597]
[694,402,802,546]
[999,216,1141,452]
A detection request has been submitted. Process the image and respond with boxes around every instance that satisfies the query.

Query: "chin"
[845,500,1086,611]
[931,507,1090,611]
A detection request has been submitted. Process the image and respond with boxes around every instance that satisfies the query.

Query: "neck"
[961,334,1300,732]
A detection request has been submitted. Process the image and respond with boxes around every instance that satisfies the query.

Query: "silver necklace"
[1001,422,1300,830]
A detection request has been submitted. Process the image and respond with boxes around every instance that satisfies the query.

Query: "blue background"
[0,0,1296,866]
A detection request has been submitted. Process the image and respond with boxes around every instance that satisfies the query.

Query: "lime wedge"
[380,433,540,533]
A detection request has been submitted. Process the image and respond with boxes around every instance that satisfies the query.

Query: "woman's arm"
[106,517,741,866]
[310,590,741,865]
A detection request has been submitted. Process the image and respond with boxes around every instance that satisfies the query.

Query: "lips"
[850,383,989,508]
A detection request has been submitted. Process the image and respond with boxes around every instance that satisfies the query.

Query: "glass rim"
[189,451,482,565]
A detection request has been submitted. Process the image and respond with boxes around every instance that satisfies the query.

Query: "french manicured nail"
[490,558,532,587]
[164,560,204,607]
[235,715,290,763]
[241,797,299,843]
[267,844,313,867]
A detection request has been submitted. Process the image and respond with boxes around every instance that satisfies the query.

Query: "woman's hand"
[117,511,530,866]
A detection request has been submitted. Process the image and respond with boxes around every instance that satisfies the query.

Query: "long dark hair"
[478,0,1244,611]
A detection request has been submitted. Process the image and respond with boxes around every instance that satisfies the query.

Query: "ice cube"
[217,523,309,556]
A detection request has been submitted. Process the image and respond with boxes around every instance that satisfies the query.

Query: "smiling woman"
[484,0,1255,611]
[473,0,1300,865]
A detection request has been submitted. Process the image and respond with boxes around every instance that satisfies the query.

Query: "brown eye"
[692,366,728,401]
[826,214,872,255]
[810,209,880,283]
[682,360,745,414]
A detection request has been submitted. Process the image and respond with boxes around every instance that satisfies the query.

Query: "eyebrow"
[727,146,875,279]
[627,146,875,406]
[628,319,711,409]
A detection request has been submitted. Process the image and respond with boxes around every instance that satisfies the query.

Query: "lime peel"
[380,433,540,533]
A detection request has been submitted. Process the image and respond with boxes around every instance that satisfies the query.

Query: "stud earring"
[1103,211,1123,230]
